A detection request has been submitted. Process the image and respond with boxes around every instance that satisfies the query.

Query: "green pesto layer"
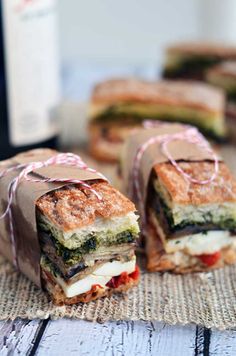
[163,55,221,77]
[152,179,236,237]
[153,191,236,235]
[227,91,236,102]
[41,229,137,266]
[37,211,139,250]
[93,109,226,140]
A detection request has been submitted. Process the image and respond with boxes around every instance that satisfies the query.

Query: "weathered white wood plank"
[2,317,236,356]
[0,319,44,355]
[209,328,236,356]
[36,319,196,356]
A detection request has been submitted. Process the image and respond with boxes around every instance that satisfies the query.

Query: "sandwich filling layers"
[38,211,139,250]
[41,255,137,298]
[163,53,221,79]
[148,161,236,268]
[89,79,226,140]
[36,181,140,301]
[162,43,236,79]
[90,103,225,140]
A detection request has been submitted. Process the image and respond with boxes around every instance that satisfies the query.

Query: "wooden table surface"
[1,319,236,355]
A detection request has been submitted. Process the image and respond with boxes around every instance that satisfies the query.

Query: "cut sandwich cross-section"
[36,181,140,305]
[146,161,236,273]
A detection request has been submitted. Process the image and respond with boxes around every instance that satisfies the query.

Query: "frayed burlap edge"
[1,255,236,330]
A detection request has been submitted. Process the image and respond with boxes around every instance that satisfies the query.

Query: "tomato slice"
[198,251,221,266]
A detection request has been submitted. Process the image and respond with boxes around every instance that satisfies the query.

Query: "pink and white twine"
[0,152,106,268]
[132,122,219,229]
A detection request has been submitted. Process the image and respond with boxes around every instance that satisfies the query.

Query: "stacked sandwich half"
[36,181,140,305]
[147,160,236,272]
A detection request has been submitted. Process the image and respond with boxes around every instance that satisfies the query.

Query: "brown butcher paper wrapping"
[0,149,105,287]
[121,123,220,211]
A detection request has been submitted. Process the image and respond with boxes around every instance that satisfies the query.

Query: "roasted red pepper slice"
[198,251,221,267]
[129,265,140,280]
[106,276,120,288]
[106,265,140,288]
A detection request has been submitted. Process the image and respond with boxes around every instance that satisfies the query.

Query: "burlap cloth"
[0,145,235,330]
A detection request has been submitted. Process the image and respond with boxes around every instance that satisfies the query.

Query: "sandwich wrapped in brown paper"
[122,123,216,213]
[0,149,105,288]
[121,123,236,274]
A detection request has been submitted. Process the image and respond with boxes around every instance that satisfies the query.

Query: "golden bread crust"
[36,181,136,231]
[91,79,224,113]
[154,161,236,205]
[166,42,236,57]
[88,122,140,162]
[42,271,139,305]
[145,225,236,273]
[89,121,140,142]
[89,140,121,162]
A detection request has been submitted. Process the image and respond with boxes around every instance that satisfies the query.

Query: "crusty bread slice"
[36,181,136,232]
[166,42,236,58]
[153,161,236,206]
[152,161,236,231]
[88,132,123,162]
[90,78,224,113]
[88,122,139,162]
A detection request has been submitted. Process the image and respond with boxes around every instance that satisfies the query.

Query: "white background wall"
[58,0,200,67]
[57,0,236,144]
[58,0,236,68]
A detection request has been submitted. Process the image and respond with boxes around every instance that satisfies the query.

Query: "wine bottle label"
[2,0,60,146]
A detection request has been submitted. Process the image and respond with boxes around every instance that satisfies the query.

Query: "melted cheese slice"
[56,257,136,298]
[165,231,235,255]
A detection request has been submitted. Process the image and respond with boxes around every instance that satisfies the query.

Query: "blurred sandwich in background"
[88,78,226,162]
[162,42,236,80]
[206,61,236,142]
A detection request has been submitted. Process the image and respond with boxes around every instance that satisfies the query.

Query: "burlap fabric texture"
[1,254,236,330]
[0,146,236,330]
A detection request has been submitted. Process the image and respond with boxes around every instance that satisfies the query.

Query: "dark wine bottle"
[0,0,60,160]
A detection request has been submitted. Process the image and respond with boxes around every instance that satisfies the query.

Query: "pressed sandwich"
[121,123,236,273]
[206,61,236,141]
[163,42,236,80]
[207,61,236,102]
[146,160,236,273]
[88,78,226,162]
[36,181,140,305]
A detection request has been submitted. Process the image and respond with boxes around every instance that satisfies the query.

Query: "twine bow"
[132,123,219,230]
[0,152,106,268]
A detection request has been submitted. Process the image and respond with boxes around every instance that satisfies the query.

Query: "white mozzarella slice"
[56,274,111,298]
[165,230,234,255]
[93,256,136,276]
[55,258,136,298]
